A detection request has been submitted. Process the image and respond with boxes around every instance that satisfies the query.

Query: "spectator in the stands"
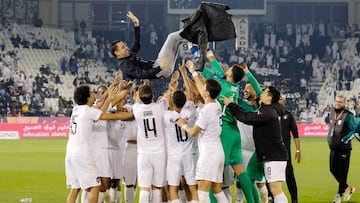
[80,19,86,36]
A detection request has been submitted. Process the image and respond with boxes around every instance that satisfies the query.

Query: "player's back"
[164,108,194,157]
[133,102,166,154]
[67,105,102,153]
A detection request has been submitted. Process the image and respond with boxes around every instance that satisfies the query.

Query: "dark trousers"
[330,150,351,194]
[286,157,298,202]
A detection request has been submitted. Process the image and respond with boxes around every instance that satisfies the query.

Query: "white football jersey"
[67,105,102,153]
[123,104,137,141]
[164,101,196,157]
[107,119,127,149]
[237,121,255,151]
[195,101,223,152]
[133,99,168,154]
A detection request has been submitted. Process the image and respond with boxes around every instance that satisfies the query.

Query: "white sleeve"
[195,107,208,130]
[88,107,103,121]
[157,98,169,110]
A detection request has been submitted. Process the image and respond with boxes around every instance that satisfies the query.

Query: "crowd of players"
[65,10,360,203]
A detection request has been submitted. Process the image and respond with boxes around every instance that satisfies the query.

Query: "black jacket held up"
[228,102,289,162]
[180,2,236,44]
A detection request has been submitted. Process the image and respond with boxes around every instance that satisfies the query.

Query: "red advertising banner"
[0,123,70,139]
[0,117,330,139]
[297,124,329,137]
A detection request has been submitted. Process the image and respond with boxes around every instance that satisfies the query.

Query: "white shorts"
[109,148,123,179]
[264,161,287,183]
[167,154,196,186]
[93,148,111,178]
[65,152,80,189]
[196,149,224,183]
[137,153,166,187]
[122,143,137,185]
[67,152,101,189]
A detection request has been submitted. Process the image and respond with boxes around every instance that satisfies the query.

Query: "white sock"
[81,190,88,203]
[110,188,116,203]
[116,190,122,203]
[197,191,210,203]
[258,185,268,203]
[171,199,180,203]
[152,189,162,203]
[179,189,186,203]
[139,190,150,203]
[214,191,228,203]
[235,187,244,203]
[223,188,232,202]
[190,200,199,203]
[98,192,105,203]
[125,187,134,203]
[273,192,288,203]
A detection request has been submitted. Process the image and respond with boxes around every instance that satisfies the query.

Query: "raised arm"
[178,60,194,101]
[160,70,179,107]
[202,50,225,79]
[127,11,141,54]
[240,62,263,96]
[186,60,207,100]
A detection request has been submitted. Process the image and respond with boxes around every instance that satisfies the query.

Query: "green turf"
[0,137,358,203]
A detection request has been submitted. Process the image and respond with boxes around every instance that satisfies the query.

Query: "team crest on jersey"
[143,110,153,117]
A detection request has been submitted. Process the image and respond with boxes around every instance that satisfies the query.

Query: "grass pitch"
[0,137,359,203]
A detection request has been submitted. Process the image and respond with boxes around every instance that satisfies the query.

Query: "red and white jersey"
[67,105,102,153]
[164,101,196,157]
[195,101,223,153]
[133,99,168,154]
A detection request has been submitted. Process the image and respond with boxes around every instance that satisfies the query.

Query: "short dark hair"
[206,79,222,99]
[172,91,186,108]
[139,85,153,104]
[110,40,122,57]
[74,85,90,105]
[231,64,245,82]
[267,86,280,104]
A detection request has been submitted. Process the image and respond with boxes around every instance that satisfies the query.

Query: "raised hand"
[185,60,196,73]
[127,11,139,26]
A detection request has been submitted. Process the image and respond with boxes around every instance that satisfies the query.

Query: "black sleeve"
[289,113,299,138]
[228,103,274,125]
[130,26,140,54]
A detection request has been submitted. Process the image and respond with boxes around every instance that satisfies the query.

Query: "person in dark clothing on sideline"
[222,86,289,203]
[279,96,301,203]
[110,11,184,79]
[326,95,356,203]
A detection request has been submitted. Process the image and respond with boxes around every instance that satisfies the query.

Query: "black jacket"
[118,27,161,79]
[180,2,236,44]
[228,102,288,162]
[281,110,299,152]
